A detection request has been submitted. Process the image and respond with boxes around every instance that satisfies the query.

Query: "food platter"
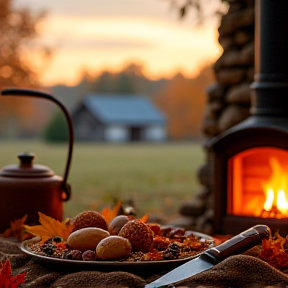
[21,231,214,271]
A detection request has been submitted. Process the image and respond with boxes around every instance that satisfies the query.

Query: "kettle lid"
[0,153,54,178]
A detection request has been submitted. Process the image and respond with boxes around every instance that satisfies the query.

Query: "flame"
[277,190,288,214]
[263,188,274,211]
[262,157,288,217]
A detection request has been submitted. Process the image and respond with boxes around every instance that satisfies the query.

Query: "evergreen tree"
[42,111,69,142]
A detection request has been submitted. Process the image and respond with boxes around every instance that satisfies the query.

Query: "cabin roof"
[82,94,166,125]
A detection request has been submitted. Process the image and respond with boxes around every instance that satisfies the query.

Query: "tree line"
[44,62,214,141]
[0,0,216,141]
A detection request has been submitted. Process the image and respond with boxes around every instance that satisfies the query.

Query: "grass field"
[0,140,205,220]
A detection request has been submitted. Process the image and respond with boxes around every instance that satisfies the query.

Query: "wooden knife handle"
[201,225,271,264]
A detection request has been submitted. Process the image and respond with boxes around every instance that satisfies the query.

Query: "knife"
[145,224,271,288]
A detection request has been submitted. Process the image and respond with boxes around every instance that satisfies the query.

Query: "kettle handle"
[1,88,73,201]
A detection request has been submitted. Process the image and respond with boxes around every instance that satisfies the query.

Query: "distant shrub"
[43,111,69,142]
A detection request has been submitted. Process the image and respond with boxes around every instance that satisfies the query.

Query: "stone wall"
[171,0,255,234]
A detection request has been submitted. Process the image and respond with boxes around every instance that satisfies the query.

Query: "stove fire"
[262,189,287,218]
[228,148,288,219]
[261,157,288,218]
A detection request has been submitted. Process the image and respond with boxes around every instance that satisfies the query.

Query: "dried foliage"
[101,201,123,223]
[139,214,149,223]
[0,259,26,287]
[100,201,149,223]
[1,214,32,241]
[259,232,288,271]
[24,212,73,243]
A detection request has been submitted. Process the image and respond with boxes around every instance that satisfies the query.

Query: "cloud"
[16,0,177,20]
[16,0,222,86]
[59,38,153,50]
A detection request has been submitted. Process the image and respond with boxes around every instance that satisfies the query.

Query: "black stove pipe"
[251,0,288,116]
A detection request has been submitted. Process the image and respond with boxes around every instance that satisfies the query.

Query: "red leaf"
[0,259,26,288]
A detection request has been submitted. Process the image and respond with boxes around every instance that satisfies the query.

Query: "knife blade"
[145,224,271,288]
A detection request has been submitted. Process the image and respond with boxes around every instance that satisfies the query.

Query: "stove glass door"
[228,147,288,218]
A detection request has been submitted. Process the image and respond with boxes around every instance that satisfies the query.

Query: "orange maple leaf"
[2,215,32,241]
[139,214,149,223]
[24,212,73,243]
[0,259,26,288]
[101,201,122,223]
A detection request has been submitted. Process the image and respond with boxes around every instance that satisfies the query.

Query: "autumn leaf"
[101,201,122,223]
[139,214,149,223]
[24,212,73,243]
[1,215,33,241]
[0,259,26,288]
[259,232,288,271]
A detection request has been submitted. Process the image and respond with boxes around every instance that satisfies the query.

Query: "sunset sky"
[16,0,224,87]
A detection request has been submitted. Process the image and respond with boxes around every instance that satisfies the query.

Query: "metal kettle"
[0,88,73,232]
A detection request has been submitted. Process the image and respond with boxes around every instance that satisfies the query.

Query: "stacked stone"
[204,0,254,137]
[172,0,255,234]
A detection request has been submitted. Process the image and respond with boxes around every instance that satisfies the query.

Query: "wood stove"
[207,0,288,235]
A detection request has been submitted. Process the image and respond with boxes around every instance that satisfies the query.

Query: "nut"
[67,227,109,251]
[72,211,108,232]
[118,220,154,252]
[108,215,130,235]
[96,236,132,260]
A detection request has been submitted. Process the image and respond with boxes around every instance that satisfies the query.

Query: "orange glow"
[33,15,222,86]
[262,157,288,217]
[228,147,288,218]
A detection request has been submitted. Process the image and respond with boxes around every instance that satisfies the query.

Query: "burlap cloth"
[1,237,288,288]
